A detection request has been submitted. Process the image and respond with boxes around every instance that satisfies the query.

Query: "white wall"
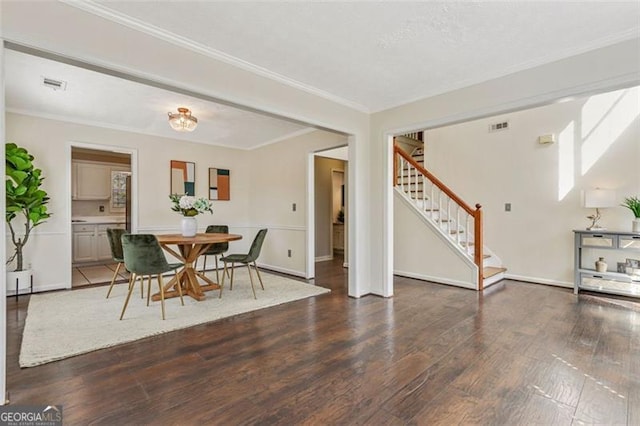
[374,38,640,294]
[422,86,640,286]
[0,23,8,404]
[394,192,476,288]
[249,130,348,276]
[6,112,253,291]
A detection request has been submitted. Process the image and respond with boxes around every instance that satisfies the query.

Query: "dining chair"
[105,228,143,299]
[200,224,230,283]
[220,229,268,299]
[119,234,184,320]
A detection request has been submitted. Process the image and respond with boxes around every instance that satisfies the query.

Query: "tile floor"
[72,262,130,288]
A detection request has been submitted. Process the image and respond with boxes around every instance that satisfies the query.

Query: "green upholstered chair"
[220,229,268,299]
[201,224,230,283]
[105,228,145,299]
[119,234,184,320]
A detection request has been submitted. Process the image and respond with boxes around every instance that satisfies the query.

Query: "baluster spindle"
[456,207,460,244]
[465,215,470,253]
[446,198,451,235]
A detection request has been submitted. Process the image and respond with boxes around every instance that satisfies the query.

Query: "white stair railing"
[394,145,485,289]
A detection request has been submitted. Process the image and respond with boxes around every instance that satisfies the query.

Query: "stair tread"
[483,266,507,279]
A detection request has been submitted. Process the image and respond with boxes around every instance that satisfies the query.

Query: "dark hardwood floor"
[6,257,640,425]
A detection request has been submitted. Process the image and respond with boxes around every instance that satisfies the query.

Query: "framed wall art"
[170,160,195,196]
[209,168,230,200]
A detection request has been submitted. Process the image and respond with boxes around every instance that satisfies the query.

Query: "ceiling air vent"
[489,121,509,133]
[42,77,67,91]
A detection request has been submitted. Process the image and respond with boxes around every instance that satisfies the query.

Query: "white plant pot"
[7,269,32,292]
[633,218,640,233]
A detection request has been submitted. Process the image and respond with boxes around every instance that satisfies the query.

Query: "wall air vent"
[42,77,67,91]
[489,121,509,132]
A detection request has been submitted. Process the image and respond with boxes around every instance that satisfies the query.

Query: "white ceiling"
[5,2,639,149]
[4,50,311,150]
[74,1,640,112]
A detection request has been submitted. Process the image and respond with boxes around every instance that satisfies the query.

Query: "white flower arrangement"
[169,194,213,217]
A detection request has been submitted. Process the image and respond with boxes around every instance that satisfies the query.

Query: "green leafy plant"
[621,196,640,218]
[6,142,52,271]
[337,208,345,223]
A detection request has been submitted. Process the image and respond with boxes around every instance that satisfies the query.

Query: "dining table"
[153,232,242,302]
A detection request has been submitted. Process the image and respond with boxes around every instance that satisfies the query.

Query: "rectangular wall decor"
[170,160,195,196]
[209,168,230,200]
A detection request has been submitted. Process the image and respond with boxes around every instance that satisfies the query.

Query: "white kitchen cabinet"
[73,224,97,263]
[73,161,111,200]
[97,226,115,260]
[73,223,125,263]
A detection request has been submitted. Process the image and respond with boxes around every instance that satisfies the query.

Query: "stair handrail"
[393,145,485,289]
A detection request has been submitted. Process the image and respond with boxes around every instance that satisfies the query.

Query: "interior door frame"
[67,141,138,288]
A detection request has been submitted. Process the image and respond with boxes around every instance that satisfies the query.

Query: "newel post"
[392,145,398,187]
[474,204,484,290]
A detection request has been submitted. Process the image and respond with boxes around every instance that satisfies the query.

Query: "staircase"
[394,137,506,290]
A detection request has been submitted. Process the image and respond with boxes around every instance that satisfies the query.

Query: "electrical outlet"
[287,249,292,257]
[292,203,296,212]
[99,205,105,212]
[505,203,511,212]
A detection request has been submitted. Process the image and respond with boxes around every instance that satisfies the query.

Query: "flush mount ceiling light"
[168,107,198,132]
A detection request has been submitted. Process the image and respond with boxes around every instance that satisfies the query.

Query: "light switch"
[505,203,511,212]
[292,203,296,212]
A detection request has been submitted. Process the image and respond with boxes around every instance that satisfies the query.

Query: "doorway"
[311,145,348,279]
[69,143,137,288]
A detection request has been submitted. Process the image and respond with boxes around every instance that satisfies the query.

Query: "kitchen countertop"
[71,216,125,224]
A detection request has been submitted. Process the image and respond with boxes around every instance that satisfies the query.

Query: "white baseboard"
[256,263,306,279]
[504,273,572,288]
[394,270,476,290]
[315,255,333,262]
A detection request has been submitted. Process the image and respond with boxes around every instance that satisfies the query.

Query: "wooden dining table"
[153,232,242,302]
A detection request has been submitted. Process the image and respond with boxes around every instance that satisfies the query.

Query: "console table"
[574,230,640,298]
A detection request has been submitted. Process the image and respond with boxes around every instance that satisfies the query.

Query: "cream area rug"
[20,269,330,367]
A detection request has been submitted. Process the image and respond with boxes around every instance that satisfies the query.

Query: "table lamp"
[584,188,616,230]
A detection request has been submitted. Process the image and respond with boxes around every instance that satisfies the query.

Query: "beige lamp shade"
[583,188,616,230]
[584,189,616,208]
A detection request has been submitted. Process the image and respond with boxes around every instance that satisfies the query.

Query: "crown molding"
[60,0,370,113]
[8,108,319,151]
[6,107,285,151]
[249,128,318,150]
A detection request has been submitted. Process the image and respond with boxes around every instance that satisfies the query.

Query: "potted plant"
[621,196,640,233]
[169,194,213,237]
[6,142,52,291]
